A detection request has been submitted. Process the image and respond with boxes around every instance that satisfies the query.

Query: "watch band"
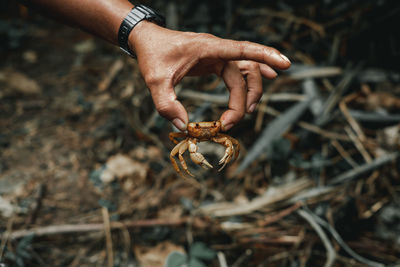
[118,5,165,58]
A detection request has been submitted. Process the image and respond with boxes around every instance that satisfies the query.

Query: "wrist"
[128,20,162,56]
[118,5,165,57]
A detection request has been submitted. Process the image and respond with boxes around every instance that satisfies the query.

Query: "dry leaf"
[0,70,41,95]
[134,241,185,267]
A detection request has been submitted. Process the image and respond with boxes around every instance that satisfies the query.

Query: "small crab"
[169,120,240,176]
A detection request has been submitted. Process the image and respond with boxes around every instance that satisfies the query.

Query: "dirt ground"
[1,1,400,266]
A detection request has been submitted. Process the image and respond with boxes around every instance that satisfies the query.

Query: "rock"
[100,154,147,183]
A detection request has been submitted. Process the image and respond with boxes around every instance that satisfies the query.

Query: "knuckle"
[197,32,213,39]
[144,73,160,88]
[247,61,259,70]
[144,68,171,88]
[237,110,245,121]
[237,42,246,59]
[239,76,246,89]
[195,33,219,58]
[240,60,258,71]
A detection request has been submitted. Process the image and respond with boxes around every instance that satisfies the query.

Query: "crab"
[169,120,240,176]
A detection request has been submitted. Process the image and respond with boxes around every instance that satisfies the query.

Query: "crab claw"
[191,152,213,169]
[188,139,213,169]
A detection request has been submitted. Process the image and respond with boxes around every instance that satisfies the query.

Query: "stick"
[2,217,189,240]
[236,98,312,175]
[0,217,14,261]
[297,209,336,267]
[339,93,367,143]
[179,90,306,104]
[199,178,312,217]
[261,106,351,141]
[328,152,399,185]
[330,140,358,168]
[258,202,303,226]
[102,208,113,267]
[97,59,124,92]
[345,126,372,163]
[307,209,384,267]
[217,252,228,267]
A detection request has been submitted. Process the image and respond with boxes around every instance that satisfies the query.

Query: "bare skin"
[25,0,291,131]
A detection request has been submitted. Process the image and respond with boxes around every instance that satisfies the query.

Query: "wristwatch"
[118,5,165,58]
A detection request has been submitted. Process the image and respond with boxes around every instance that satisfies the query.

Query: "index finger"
[207,36,291,70]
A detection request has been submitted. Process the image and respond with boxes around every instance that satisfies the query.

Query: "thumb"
[149,83,188,131]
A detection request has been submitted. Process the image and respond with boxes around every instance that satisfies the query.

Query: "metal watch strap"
[118,5,165,58]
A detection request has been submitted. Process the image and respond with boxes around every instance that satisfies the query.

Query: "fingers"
[236,61,263,113]
[219,62,247,131]
[259,63,278,79]
[148,81,188,131]
[206,35,291,70]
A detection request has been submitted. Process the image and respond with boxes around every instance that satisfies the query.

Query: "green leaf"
[165,251,187,267]
[189,242,216,261]
[188,257,207,267]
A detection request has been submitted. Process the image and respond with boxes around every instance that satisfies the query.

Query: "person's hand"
[129,21,291,131]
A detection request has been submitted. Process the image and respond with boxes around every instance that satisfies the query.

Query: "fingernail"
[172,118,186,131]
[280,54,291,64]
[222,123,234,131]
[248,103,257,113]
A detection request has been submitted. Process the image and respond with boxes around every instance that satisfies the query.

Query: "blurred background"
[1,0,400,266]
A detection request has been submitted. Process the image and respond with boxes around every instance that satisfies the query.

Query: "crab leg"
[213,134,240,171]
[188,138,213,169]
[169,132,187,145]
[170,138,195,177]
[177,141,194,177]
[170,139,186,175]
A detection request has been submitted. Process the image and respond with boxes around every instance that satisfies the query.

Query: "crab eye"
[213,122,216,126]
[196,123,199,127]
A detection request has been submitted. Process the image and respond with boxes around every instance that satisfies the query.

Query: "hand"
[129,21,291,131]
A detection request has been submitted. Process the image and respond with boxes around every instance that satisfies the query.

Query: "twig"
[305,208,384,267]
[198,178,312,217]
[69,247,89,267]
[288,186,337,204]
[239,8,326,36]
[2,217,190,240]
[179,90,306,105]
[232,249,252,267]
[26,183,46,225]
[261,106,351,141]
[0,216,14,261]
[217,252,228,267]
[344,127,372,163]
[330,140,358,168]
[339,93,367,142]
[348,109,400,123]
[102,208,113,267]
[239,235,301,244]
[361,198,389,219]
[236,98,312,174]
[97,59,124,92]
[288,66,342,80]
[328,152,399,185]
[316,64,361,126]
[258,202,303,226]
[255,77,287,132]
[297,209,336,267]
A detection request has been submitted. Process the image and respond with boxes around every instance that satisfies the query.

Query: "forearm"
[24,0,134,45]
